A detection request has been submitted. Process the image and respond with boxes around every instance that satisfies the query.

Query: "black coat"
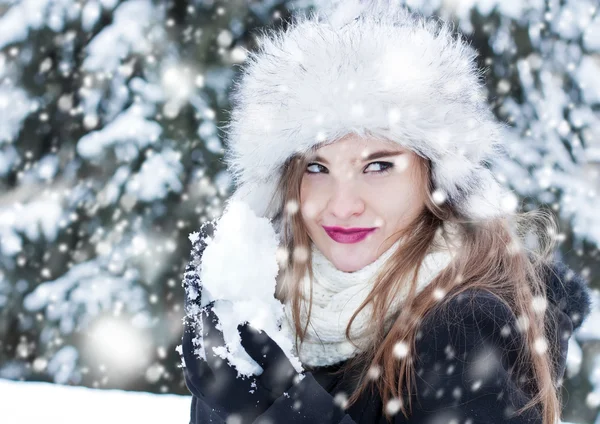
[181,231,591,424]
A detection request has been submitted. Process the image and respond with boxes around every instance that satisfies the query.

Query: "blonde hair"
[267,141,562,423]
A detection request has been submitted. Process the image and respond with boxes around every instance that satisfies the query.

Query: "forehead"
[311,133,404,157]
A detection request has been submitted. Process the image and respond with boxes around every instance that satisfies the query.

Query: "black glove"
[182,301,302,424]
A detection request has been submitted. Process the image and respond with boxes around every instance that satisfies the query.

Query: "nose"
[326,181,366,221]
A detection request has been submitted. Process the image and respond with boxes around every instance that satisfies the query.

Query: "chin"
[321,245,363,268]
[329,255,368,273]
[335,263,359,273]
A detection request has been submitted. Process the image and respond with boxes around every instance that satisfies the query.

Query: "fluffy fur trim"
[221,0,514,226]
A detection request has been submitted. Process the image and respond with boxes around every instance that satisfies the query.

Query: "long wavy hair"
[266,136,563,424]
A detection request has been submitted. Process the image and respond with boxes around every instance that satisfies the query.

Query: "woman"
[181,1,592,423]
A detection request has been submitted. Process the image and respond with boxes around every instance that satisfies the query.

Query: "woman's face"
[299,133,428,272]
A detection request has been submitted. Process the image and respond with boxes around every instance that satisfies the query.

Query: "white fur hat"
[220,0,514,234]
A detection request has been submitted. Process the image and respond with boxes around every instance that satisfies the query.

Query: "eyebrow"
[312,150,403,164]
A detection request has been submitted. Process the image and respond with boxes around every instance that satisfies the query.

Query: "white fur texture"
[221,0,515,225]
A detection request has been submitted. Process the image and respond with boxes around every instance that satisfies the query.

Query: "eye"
[364,161,394,174]
[305,161,395,175]
[306,163,327,174]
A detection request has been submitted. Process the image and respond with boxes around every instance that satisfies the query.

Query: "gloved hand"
[182,301,303,424]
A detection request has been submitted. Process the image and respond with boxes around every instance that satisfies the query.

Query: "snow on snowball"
[193,199,305,378]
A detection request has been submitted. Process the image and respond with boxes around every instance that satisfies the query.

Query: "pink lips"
[323,226,377,244]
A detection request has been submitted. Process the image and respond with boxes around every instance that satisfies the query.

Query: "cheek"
[301,197,320,221]
[299,179,310,209]
[373,181,422,220]
[300,179,320,222]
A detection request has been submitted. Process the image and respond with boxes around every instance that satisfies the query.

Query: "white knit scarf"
[280,223,461,367]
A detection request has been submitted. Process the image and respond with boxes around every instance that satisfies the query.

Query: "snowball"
[191,199,304,378]
[199,199,280,303]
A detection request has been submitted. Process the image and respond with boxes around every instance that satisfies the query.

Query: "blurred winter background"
[0,0,598,422]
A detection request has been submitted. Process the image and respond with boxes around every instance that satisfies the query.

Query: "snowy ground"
[0,377,586,424]
[1,378,191,424]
